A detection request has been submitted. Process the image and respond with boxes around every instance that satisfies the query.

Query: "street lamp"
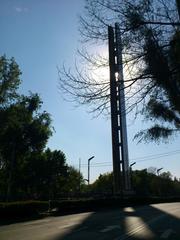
[130,162,136,168]
[88,156,95,185]
[130,162,136,189]
[157,167,163,176]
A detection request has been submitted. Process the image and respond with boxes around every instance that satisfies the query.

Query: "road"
[0,202,179,240]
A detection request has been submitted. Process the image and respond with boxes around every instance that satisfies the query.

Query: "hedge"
[49,196,180,215]
[0,196,180,222]
[0,201,49,221]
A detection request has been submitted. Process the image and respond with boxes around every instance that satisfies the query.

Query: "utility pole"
[108,23,131,195]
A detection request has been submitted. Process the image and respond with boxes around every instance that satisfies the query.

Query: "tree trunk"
[6,142,16,202]
[176,0,180,20]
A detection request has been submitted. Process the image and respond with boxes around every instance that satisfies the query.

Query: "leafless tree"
[58,0,180,140]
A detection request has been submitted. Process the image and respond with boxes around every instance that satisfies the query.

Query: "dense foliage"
[90,170,180,197]
[0,56,84,201]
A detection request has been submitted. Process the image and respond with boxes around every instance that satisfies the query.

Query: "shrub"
[0,200,48,220]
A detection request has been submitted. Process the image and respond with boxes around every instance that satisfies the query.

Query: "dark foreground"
[0,202,179,240]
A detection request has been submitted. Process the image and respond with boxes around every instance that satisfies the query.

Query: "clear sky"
[0,0,180,182]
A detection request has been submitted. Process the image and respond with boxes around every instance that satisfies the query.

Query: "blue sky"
[0,0,180,182]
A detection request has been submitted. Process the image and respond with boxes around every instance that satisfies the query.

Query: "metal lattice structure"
[108,23,131,195]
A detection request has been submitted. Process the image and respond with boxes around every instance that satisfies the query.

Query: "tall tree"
[0,56,53,200]
[0,55,21,105]
[0,94,52,200]
[61,166,84,196]
[22,149,68,200]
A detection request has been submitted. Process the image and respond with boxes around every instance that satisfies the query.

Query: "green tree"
[0,56,87,201]
[0,55,21,105]
[44,149,68,199]
[0,56,53,200]
[22,149,68,200]
[90,169,180,197]
[132,169,150,195]
[62,166,84,196]
[0,94,52,200]
[91,172,114,195]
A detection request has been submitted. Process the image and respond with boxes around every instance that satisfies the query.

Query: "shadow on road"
[0,214,44,226]
[51,203,180,240]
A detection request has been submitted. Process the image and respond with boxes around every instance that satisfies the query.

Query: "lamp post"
[157,167,163,176]
[130,162,136,168]
[130,162,136,189]
[88,156,95,185]
[78,158,81,193]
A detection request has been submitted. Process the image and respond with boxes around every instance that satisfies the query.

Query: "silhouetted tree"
[59,0,180,141]
[0,94,52,200]
[61,166,85,197]
[22,149,68,200]
[0,56,87,201]
[0,56,53,200]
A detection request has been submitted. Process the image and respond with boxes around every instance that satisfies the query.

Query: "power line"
[131,149,180,161]
[78,149,180,168]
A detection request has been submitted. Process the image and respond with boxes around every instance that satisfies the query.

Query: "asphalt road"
[0,202,180,240]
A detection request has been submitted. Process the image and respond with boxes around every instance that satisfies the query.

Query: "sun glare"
[91,66,109,82]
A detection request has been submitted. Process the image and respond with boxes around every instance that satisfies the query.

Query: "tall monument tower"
[108,23,131,195]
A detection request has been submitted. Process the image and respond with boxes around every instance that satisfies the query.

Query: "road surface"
[0,202,179,240]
